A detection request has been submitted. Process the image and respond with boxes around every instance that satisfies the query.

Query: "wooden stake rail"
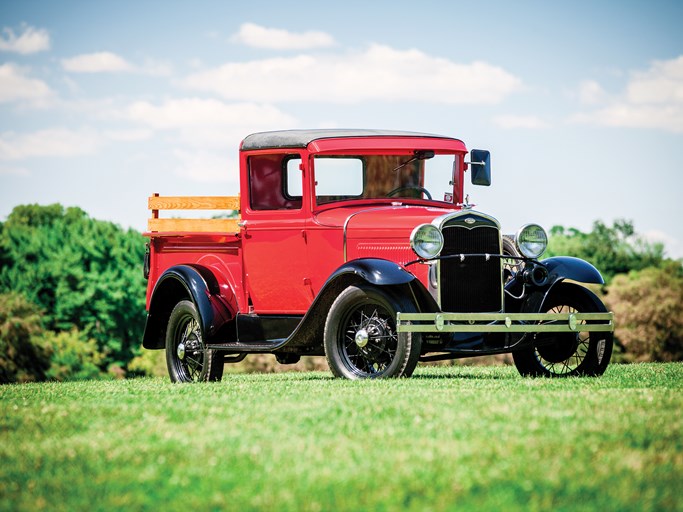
[147,194,240,234]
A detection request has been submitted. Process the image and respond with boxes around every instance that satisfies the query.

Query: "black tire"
[165,300,224,382]
[324,285,421,379]
[502,235,520,284]
[512,283,613,377]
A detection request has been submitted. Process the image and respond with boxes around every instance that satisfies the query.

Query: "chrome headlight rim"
[515,223,548,259]
[410,223,444,259]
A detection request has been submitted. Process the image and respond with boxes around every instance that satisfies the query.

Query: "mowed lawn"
[1,363,681,511]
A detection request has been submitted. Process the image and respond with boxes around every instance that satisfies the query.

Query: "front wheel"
[324,285,421,379]
[165,300,224,382]
[512,283,613,377]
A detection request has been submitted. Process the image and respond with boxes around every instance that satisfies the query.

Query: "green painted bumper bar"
[396,312,614,333]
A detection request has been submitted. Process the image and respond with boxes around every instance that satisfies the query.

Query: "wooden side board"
[147,194,240,234]
[148,195,240,212]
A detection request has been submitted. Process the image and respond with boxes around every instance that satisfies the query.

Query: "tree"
[0,204,147,369]
[546,219,666,283]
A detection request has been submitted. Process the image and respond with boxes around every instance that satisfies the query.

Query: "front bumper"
[396,312,614,334]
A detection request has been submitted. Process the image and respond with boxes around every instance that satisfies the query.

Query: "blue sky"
[1,0,682,257]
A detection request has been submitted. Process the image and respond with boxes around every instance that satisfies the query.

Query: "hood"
[315,204,457,239]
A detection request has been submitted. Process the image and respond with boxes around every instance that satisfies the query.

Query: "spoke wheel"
[512,283,613,378]
[324,285,421,379]
[534,303,589,375]
[165,300,223,382]
[502,235,521,284]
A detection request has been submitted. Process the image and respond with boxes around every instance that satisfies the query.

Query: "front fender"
[142,264,235,349]
[277,258,419,353]
[542,256,605,285]
[329,258,416,286]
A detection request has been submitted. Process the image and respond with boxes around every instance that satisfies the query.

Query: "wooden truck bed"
[146,194,240,236]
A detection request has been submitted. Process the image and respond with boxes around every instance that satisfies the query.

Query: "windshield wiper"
[392,150,435,172]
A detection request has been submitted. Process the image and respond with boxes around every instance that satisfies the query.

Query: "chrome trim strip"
[397,312,615,333]
[431,209,501,231]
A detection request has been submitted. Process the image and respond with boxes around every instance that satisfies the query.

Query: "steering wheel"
[386,186,432,200]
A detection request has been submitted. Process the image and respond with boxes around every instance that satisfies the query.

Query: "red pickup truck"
[143,129,614,381]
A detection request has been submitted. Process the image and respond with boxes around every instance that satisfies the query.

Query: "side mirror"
[469,149,491,186]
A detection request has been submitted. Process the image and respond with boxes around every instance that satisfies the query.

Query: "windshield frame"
[310,150,463,211]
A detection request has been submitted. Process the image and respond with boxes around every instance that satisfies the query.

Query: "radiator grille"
[439,220,502,312]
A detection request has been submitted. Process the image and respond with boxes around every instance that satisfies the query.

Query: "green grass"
[1,364,681,511]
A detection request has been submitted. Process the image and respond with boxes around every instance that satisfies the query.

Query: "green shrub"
[605,262,683,361]
[41,329,106,381]
[0,292,51,383]
[127,348,167,377]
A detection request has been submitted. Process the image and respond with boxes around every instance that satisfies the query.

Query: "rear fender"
[142,264,236,349]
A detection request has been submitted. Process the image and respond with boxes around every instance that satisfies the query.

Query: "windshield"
[311,154,458,205]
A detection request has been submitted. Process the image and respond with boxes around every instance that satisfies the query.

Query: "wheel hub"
[355,328,369,348]
[537,332,580,363]
[177,342,186,360]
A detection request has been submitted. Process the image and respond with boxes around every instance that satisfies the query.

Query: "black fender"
[507,257,605,316]
[542,256,605,285]
[331,258,416,286]
[142,264,235,349]
[522,281,609,315]
[279,258,423,353]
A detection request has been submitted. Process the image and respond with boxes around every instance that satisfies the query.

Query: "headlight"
[410,224,444,259]
[515,224,548,259]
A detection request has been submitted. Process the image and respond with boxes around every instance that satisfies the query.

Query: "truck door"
[240,153,312,314]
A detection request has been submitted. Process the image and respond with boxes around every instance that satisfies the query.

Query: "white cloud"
[62,52,134,73]
[182,44,522,104]
[626,56,683,104]
[0,165,30,176]
[140,58,173,76]
[125,98,296,129]
[104,128,154,142]
[61,52,172,76]
[578,80,606,105]
[493,115,549,129]
[173,149,240,186]
[0,24,50,54]
[0,63,53,103]
[571,56,683,133]
[124,97,298,151]
[231,22,335,50]
[122,98,298,182]
[0,128,102,160]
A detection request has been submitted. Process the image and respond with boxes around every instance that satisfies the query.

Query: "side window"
[249,154,302,210]
[285,157,303,198]
[314,157,364,204]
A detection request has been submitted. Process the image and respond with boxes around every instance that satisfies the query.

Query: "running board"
[206,339,287,353]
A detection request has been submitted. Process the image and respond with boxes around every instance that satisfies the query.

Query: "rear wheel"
[324,285,421,379]
[512,284,613,377]
[165,300,224,382]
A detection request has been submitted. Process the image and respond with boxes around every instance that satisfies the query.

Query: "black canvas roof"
[240,129,458,151]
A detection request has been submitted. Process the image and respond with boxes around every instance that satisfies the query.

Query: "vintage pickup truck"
[143,129,614,381]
